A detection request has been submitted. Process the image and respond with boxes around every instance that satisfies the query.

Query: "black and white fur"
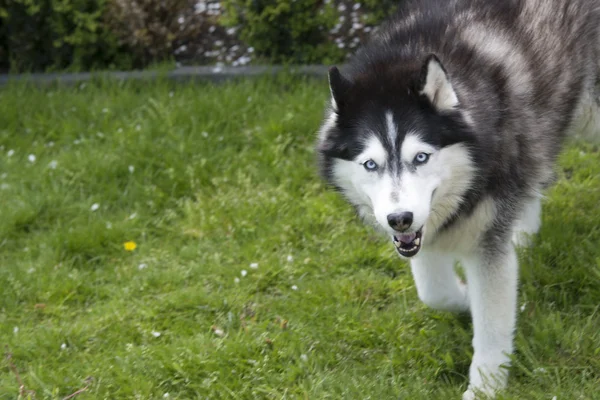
[316,0,600,398]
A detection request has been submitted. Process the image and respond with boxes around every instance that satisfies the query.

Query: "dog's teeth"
[414,237,421,246]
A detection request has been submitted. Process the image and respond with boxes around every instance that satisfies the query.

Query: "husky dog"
[316,0,600,398]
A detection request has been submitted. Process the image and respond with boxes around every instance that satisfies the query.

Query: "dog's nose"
[387,212,413,231]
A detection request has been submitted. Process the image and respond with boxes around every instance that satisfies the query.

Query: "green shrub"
[0,0,405,72]
[105,0,205,66]
[360,0,401,25]
[221,0,403,65]
[221,0,344,65]
[0,0,130,72]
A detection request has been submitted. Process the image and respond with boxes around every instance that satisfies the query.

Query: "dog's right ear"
[328,66,352,111]
[419,54,459,111]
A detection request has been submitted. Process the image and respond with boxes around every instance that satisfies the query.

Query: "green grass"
[0,76,599,400]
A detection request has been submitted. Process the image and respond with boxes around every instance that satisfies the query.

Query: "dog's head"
[317,55,478,258]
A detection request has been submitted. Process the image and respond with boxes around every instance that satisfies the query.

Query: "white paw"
[462,386,496,400]
[467,356,509,399]
[462,388,476,400]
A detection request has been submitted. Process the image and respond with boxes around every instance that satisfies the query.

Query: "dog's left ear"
[328,66,352,111]
[419,54,459,111]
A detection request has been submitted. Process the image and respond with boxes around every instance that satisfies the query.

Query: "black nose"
[387,212,413,231]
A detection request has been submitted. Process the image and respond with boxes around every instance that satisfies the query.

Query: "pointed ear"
[328,66,352,111]
[419,54,459,111]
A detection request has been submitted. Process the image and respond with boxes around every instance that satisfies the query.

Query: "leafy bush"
[221,0,403,65]
[0,0,128,72]
[0,0,404,72]
[360,0,401,25]
[221,0,344,65]
[105,0,206,66]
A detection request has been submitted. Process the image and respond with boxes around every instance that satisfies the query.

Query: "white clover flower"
[213,328,224,337]
[90,203,100,211]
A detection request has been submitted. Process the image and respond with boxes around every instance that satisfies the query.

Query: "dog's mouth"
[392,228,423,258]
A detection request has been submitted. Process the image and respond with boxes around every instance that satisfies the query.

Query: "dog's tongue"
[397,232,417,244]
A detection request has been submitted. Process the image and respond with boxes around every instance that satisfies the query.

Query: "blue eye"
[414,152,430,165]
[363,159,378,171]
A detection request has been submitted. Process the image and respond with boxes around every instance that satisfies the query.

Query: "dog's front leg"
[410,250,470,312]
[461,242,518,399]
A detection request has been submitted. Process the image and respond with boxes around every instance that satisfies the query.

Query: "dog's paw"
[462,388,476,400]
[462,386,495,400]
[466,355,509,399]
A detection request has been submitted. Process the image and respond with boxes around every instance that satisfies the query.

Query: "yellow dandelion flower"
[123,241,137,251]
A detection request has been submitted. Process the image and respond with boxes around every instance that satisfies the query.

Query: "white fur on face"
[330,135,387,228]
[400,133,437,163]
[380,133,440,232]
[386,111,397,144]
[331,132,476,241]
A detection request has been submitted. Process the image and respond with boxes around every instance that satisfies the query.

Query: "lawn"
[0,75,599,400]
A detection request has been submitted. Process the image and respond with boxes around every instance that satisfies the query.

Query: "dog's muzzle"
[392,228,423,258]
